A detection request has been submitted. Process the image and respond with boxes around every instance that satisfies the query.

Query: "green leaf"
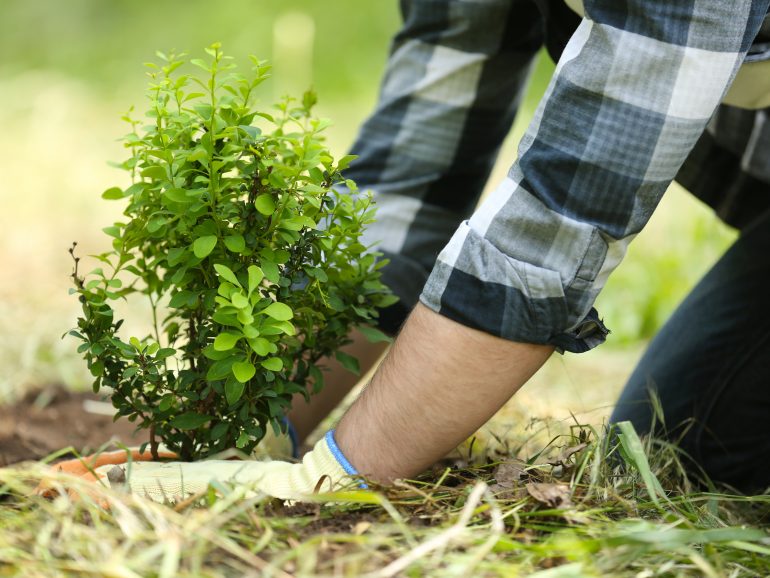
[268,172,287,188]
[207,357,236,381]
[89,360,104,377]
[254,193,275,215]
[377,294,400,308]
[214,332,240,351]
[170,412,213,430]
[247,265,264,292]
[327,294,345,311]
[336,154,357,172]
[273,320,296,335]
[260,319,295,336]
[357,325,392,344]
[231,292,250,309]
[260,357,283,372]
[309,364,325,393]
[305,267,328,282]
[187,148,208,164]
[237,310,254,325]
[167,247,187,266]
[102,226,121,238]
[193,235,217,258]
[225,379,245,405]
[147,216,167,233]
[210,421,230,440]
[232,361,256,383]
[236,432,251,448]
[224,235,246,253]
[163,188,191,204]
[278,218,305,231]
[101,186,125,200]
[213,263,240,286]
[261,260,280,284]
[141,165,167,180]
[212,310,240,328]
[274,249,291,264]
[335,351,360,375]
[248,337,273,356]
[262,302,293,321]
[169,290,197,308]
[242,324,260,339]
[190,58,209,71]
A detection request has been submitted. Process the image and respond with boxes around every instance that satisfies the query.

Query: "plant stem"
[149,424,159,460]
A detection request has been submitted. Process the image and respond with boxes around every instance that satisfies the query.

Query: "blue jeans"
[611,209,770,493]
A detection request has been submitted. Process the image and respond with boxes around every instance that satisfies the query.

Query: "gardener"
[57,0,770,499]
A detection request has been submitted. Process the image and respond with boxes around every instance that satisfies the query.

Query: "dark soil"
[0,387,149,466]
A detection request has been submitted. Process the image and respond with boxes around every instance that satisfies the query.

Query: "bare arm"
[335,303,553,482]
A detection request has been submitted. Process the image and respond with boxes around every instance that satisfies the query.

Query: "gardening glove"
[43,431,362,503]
[250,418,298,460]
[37,418,298,500]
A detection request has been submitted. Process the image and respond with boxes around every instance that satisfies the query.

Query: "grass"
[1,420,768,577]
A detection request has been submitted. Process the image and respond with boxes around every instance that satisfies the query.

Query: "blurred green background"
[0,1,736,423]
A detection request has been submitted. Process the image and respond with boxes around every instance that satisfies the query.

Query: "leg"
[611,209,770,493]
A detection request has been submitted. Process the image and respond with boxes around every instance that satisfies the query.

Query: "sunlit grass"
[1,421,768,577]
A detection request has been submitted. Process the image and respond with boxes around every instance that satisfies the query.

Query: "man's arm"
[336,304,553,482]
[337,0,770,481]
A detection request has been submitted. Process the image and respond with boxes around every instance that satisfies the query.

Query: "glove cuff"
[323,430,359,477]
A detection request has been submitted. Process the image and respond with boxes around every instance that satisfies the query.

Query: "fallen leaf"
[493,459,526,487]
[526,482,573,508]
[549,443,589,466]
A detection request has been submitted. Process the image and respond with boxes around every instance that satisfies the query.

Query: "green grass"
[2,422,768,577]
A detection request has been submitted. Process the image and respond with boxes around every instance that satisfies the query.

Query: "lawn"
[2,415,769,577]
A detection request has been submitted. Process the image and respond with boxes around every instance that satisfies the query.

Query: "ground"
[0,375,769,577]
[0,388,147,467]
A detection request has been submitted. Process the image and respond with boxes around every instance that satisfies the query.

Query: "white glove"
[93,431,362,503]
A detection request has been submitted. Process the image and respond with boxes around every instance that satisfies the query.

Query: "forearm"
[335,303,553,482]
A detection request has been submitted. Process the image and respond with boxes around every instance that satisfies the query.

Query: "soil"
[0,387,149,466]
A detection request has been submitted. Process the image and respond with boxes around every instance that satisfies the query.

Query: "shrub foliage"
[69,44,393,460]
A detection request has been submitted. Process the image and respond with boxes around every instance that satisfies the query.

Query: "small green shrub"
[69,44,394,460]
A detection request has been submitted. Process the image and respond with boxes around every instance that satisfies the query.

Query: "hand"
[38,432,357,504]
[36,447,177,501]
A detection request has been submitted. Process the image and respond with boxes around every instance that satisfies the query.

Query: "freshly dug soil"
[0,387,149,466]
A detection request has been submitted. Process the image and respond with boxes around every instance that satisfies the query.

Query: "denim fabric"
[611,209,770,493]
